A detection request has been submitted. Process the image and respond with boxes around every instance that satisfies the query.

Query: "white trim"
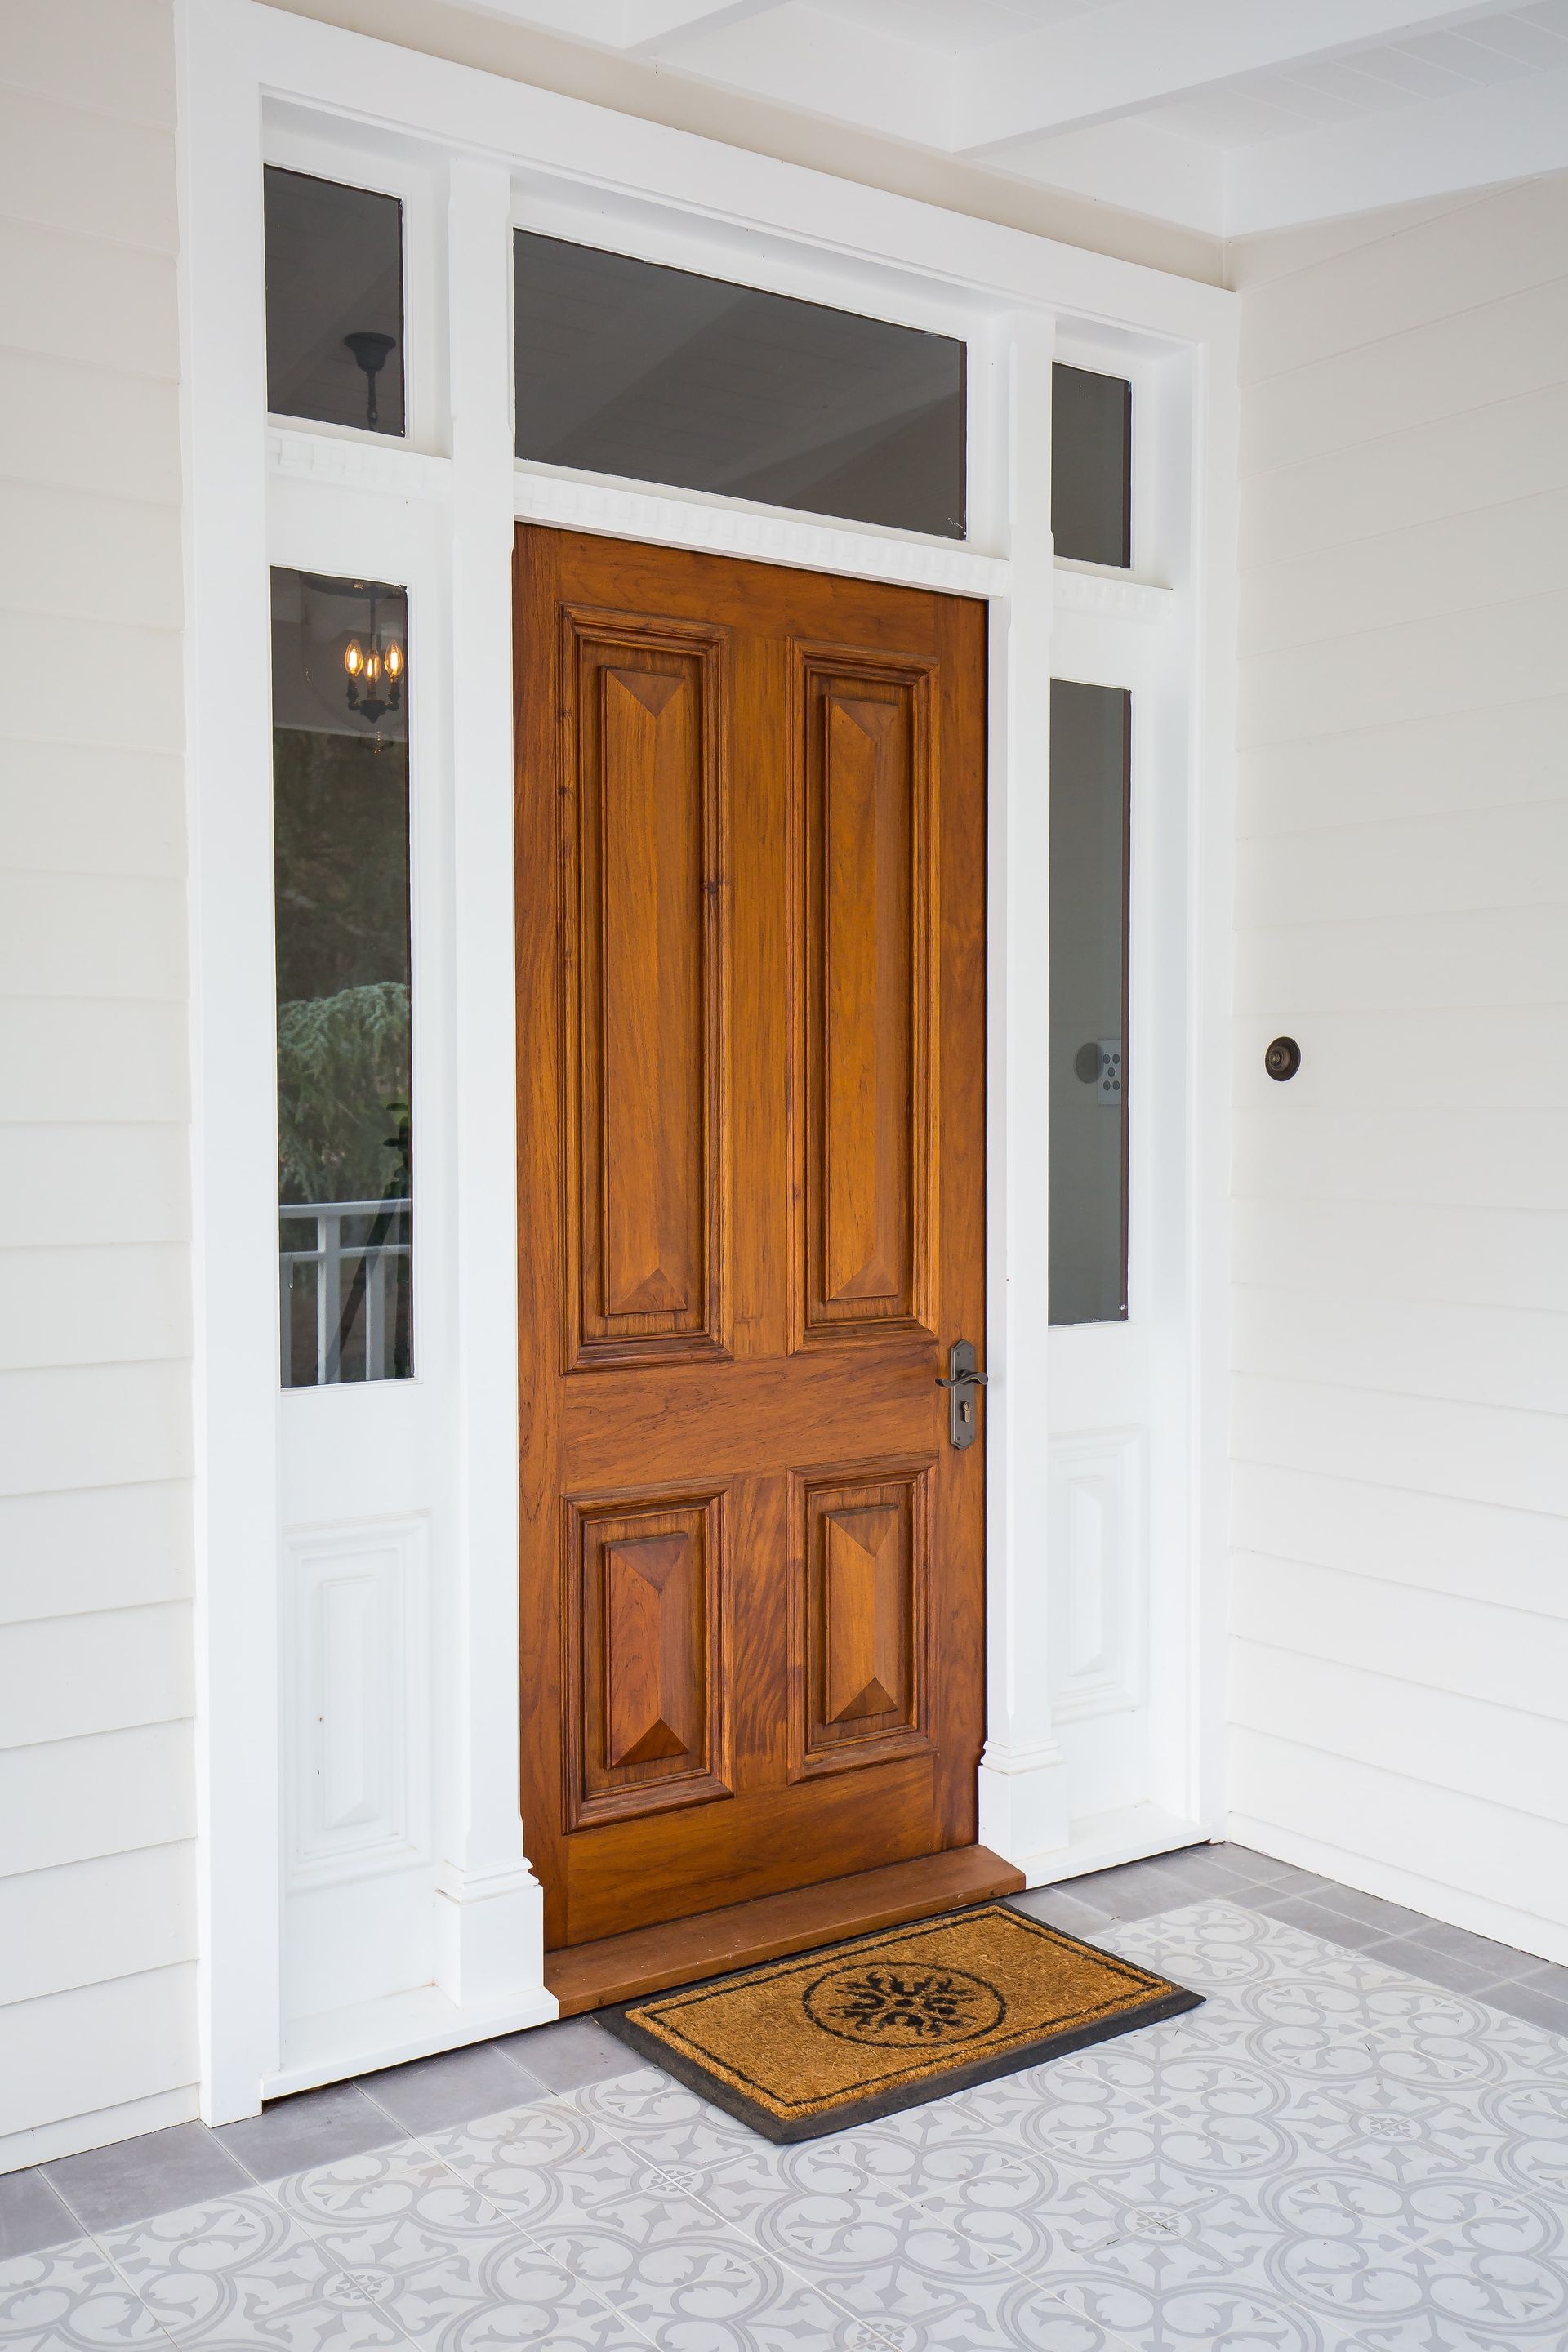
[262,1980,559,2101]
[1054,565,1173,624]
[512,470,1010,598]
[183,0,1237,2118]
[268,430,451,501]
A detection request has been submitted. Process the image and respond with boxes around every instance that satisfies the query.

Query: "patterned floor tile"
[0,2241,164,2350]
[17,1873,1568,2352]
[101,2189,401,2350]
[271,2142,648,2348]
[525,2214,875,2350]
[421,2100,610,2233]
[416,2109,866,2348]
[680,2189,1143,2350]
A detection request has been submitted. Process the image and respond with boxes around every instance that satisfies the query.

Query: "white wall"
[0,0,199,2168]
[1228,176,1568,1964]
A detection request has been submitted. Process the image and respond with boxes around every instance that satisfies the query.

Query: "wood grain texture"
[545,1845,1026,2016]
[790,1458,934,1780]
[795,649,937,1343]
[564,1486,729,1830]
[561,608,728,1369]
[516,528,987,1953]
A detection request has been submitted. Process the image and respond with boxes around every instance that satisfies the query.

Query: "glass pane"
[514,232,965,537]
[1049,680,1129,1327]
[1052,363,1131,569]
[272,569,413,1386]
[265,167,405,437]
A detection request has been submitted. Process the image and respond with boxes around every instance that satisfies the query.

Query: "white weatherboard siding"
[1229,175,1568,1965]
[0,0,198,2168]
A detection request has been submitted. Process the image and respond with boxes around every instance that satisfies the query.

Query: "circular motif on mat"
[804,1962,1005,2047]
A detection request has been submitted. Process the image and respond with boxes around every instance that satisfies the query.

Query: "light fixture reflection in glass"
[338,592,405,729]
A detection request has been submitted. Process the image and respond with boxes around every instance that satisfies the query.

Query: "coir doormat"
[602,1901,1201,2142]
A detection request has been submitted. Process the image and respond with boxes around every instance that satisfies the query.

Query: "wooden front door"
[515,525,987,1958]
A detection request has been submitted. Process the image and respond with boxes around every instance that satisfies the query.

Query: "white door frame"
[179,0,1237,2121]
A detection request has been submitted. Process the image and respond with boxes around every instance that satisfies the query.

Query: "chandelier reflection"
[296,574,409,741]
[341,599,405,728]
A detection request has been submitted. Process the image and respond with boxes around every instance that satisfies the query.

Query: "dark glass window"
[265,167,405,437]
[1053,363,1132,568]
[1049,680,1130,1327]
[272,569,412,1387]
[514,233,965,537]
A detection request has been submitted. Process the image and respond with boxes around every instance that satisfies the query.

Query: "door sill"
[544,1846,1026,2016]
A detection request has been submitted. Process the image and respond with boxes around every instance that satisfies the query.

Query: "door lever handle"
[937,1340,986,1449]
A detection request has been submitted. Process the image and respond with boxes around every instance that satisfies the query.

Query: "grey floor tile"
[1245,1891,1398,1951]
[1067,1860,1188,1922]
[0,2167,78,2261]
[1476,1974,1568,2035]
[498,2015,635,2096]
[213,2079,399,2182]
[1308,1882,1429,1936]
[1370,1934,1498,1995]
[355,2039,542,2134]
[1513,1957,1568,1994]
[43,2123,251,2235]
[1245,1864,1335,1900]
[1402,1918,1539,1980]
[1206,1842,1299,1884]
[1120,1847,1251,1901]
[1006,1885,1116,1939]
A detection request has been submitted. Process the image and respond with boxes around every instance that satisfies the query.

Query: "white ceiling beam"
[999,117,1229,238]
[1228,56,1568,235]
[621,0,784,56]
[951,0,1521,157]
[457,0,630,40]
[617,2,952,146]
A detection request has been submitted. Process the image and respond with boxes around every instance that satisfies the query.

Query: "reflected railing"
[279,1198,412,1387]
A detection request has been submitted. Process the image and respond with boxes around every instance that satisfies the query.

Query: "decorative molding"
[1047,1428,1145,1724]
[268,427,451,500]
[283,1513,432,1889]
[515,470,1011,599]
[1054,564,1173,623]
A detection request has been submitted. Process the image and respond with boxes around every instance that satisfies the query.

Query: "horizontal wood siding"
[1231,176,1568,1962]
[0,0,197,2163]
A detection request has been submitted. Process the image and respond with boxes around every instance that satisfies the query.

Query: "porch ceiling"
[457,0,1568,237]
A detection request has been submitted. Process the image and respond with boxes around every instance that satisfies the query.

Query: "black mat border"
[598,1901,1203,2145]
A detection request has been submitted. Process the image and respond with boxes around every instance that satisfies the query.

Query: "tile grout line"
[26,2168,188,2352]
[346,2073,666,2349]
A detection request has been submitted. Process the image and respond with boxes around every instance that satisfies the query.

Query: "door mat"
[601,1900,1201,2142]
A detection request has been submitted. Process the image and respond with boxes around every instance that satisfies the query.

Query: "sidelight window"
[271,568,414,1386]
[1048,679,1131,1326]
[513,232,966,538]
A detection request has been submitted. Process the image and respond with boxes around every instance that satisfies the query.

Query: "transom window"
[513,232,967,539]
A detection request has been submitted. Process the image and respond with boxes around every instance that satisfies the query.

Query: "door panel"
[516,527,986,1952]
[799,651,934,1339]
[791,1459,933,1780]
[564,612,728,1367]
[564,1486,729,1831]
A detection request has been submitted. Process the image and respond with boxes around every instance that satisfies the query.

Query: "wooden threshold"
[544,1844,1026,2017]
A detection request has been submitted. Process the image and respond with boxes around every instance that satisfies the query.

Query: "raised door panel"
[791,1461,934,1778]
[564,612,728,1369]
[566,1487,729,1829]
[795,649,935,1343]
